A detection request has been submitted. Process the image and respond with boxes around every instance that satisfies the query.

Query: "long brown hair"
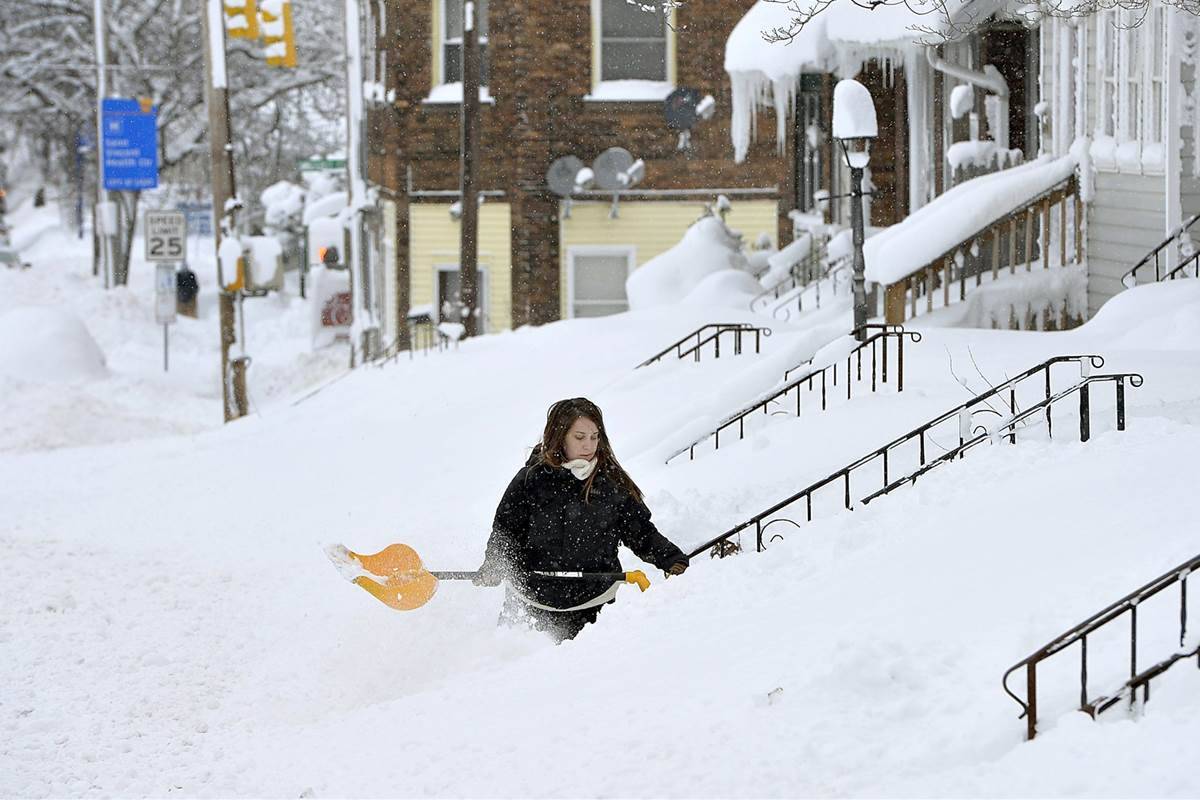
[530,397,645,504]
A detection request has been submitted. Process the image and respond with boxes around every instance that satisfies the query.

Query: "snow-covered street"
[3,211,1199,796]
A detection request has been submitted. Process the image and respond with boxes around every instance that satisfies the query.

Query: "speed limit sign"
[144,210,187,262]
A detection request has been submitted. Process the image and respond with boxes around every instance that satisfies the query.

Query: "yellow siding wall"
[558,199,779,313]
[410,203,512,333]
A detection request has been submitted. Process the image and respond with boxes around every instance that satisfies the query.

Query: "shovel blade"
[327,543,439,611]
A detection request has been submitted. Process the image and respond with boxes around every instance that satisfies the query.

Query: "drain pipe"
[926,47,1010,149]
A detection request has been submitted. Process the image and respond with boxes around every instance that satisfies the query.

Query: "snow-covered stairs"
[685,353,1142,558]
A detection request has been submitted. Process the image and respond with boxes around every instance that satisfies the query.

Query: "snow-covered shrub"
[625,215,752,310]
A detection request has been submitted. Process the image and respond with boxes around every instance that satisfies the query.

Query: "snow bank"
[863,154,1077,285]
[952,263,1087,329]
[681,269,764,310]
[1082,279,1200,351]
[0,307,108,382]
[9,200,64,253]
[626,216,751,309]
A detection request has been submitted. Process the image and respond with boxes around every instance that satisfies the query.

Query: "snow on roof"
[863,153,1078,286]
[725,0,1004,161]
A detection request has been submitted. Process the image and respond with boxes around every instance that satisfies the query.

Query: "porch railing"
[1002,552,1200,741]
[666,325,920,463]
[1122,212,1200,288]
[686,354,1140,559]
[882,174,1082,325]
[636,323,772,368]
[768,256,853,323]
[750,234,827,310]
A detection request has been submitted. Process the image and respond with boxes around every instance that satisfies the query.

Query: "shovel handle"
[430,570,648,589]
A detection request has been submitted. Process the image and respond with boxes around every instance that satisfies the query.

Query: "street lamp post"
[832,79,878,341]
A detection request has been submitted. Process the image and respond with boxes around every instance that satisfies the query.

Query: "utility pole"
[459,0,481,338]
[92,0,116,289]
[344,0,379,361]
[202,0,249,422]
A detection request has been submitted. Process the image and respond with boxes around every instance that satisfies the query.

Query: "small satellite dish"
[593,147,635,192]
[547,155,586,198]
[664,88,702,131]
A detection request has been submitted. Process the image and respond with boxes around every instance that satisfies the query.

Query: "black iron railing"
[1122,212,1200,287]
[687,355,1141,559]
[636,323,772,368]
[666,325,921,463]
[769,257,853,323]
[1002,553,1200,741]
[373,319,459,366]
[750,239,826,310]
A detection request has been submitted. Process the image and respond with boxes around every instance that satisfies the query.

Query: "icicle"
[772,77,796,158]
[730,70,768,163]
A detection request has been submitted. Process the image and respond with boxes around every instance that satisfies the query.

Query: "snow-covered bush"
[625,214,753,310]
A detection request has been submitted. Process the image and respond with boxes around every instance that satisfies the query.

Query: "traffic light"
[260,0,297,68]
[223,0,259,39]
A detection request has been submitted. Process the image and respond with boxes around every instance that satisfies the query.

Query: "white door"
[569,247,634,318]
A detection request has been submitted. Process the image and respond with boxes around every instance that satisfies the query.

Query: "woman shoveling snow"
[474,397,690,642]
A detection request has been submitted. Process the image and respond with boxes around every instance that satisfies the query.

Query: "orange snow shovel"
[326,543,651,611]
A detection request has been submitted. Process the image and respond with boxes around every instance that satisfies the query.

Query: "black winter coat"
[483,462,687,609]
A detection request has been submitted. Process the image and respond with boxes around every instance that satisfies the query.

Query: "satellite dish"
[547,156,586,198]
[593,147,635,191]
[664,88,702,131]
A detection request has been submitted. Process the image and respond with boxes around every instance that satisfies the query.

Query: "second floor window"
[442,0,489,85]
[599,0,667,82]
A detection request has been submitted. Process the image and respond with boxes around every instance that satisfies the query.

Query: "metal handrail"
[771,256,853,324]
[636,323,772,368]
[666,325,921,463]
[687,355,1136,558]
[1121,212,1200,287]
[1002,551,1200,741]
[861,372,1142,503]
[750,239,826,310]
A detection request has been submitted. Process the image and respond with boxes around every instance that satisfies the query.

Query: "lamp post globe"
[832,79,878,341]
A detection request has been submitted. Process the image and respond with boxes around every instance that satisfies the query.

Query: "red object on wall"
[321,292,352,327]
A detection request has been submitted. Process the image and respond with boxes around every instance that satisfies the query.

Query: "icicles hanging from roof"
[729,71,796,164]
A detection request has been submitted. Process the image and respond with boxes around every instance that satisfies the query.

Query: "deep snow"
[2,209,1199,797]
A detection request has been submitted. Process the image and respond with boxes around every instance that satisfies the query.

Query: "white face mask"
[561,458,597,481]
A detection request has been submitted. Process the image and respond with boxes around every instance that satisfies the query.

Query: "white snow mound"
[0,307,108,382]
[626,215,751,309]
[1082,279,1200,350]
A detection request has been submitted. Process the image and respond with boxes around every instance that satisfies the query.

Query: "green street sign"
[299,158,346,171]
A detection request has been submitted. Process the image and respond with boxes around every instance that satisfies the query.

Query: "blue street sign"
[101,98,158,191]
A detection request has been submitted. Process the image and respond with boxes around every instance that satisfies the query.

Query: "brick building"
[365,0,794,337]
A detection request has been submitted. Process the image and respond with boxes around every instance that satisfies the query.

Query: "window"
[435,264,489,329]
[1097,12,1118,139]
[1093,9,1167,171]
[1146,5,1167,145]
[1119,8,1143,143]
[568,248,633,318]
[440,0,488,86]
[599,0,666,82]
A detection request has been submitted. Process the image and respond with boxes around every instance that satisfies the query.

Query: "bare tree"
[0,0,344,281]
